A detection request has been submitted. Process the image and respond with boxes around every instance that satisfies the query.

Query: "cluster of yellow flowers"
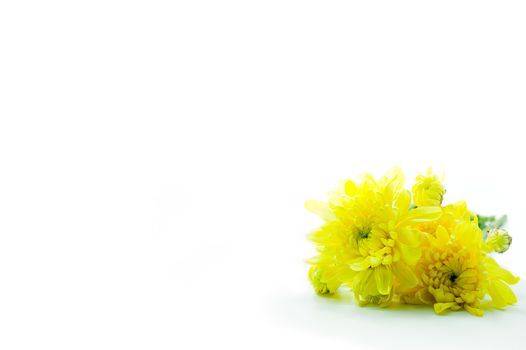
[306,168,519,316]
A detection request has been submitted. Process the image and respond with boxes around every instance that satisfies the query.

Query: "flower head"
[306,168,441,305]
[412,167,445,207]
[422,223,485,315]
[402,222,519,316]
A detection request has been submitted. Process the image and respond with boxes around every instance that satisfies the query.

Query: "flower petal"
[398,228,421,246]
[350,257,370,271]
[485,257,520,284]
[464,304,484,317]
[488,280,517,308]
[393,261,418,289]
[415,288,435,304]
[435,225,449,246]
[305,200,336,221]
[399,243,421,266]
[454,222,482,247]
[400,206,442,225]
[395,189,411,213]
[344,180,358,196]
[374,265,392,295]
[353,269,373,295]
[434,302,456,314]
[378,167,405,201]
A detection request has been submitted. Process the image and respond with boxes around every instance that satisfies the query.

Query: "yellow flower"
[402,222,519,316]
[402,223,485,315]
[305,167,519,315]
[306,168,441,305]
[412,167,445,207]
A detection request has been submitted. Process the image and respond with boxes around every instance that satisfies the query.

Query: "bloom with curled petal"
[306,168,442,306]
[402,222,519,316]
[402,223,486,315]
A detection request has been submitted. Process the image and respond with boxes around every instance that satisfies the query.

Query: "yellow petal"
[351,269,366,293]
[488,280,517,308]
[344,180,358,196]
[485,257,520,284]
[435,225,449,246]
[434,302,456,314]
[305,255,322,265]
[374,265,392,295]
[415,288,435,304]
[326,279,342,293]
[379,167,405,201]
[362,270,379,296]
[306,227,331,244]
[350,257,370,271]
[393,261,418,289]
[398,228,421,246]
[464,304,484,316]
[454,222,482,247]
[400,206,442,225]
[353,269,375,295]
[305,200,336,221]
[399,243,421,266]
[395,189,411,212]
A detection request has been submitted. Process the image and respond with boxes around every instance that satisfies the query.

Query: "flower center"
[449,272,458,283]
[357,227,371,240]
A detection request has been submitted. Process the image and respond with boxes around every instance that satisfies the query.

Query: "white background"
[1,1,525,349]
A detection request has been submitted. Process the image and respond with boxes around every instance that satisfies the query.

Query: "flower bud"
[309,266,339,295]
[485,228,512,253]
[412,168,446,207]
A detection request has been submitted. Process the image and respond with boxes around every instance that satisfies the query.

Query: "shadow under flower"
[266,286,525,350]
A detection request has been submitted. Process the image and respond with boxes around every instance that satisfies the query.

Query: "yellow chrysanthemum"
[412,167,446,207]
[306,168,442,305]
[305,167,519,315]
[402,222,519,316]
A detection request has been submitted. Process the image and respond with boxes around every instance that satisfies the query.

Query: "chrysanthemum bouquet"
[305,168,519,316]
